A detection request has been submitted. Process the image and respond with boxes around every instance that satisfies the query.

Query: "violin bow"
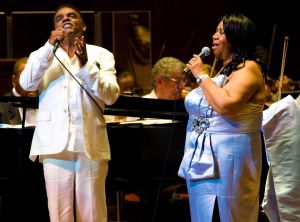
[277,36,289,101]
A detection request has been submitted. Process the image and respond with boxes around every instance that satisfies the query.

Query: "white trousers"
[42,150,108,222]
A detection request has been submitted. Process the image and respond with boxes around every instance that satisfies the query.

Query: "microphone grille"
[201,46,211,57]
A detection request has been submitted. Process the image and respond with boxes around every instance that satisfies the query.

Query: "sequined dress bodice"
[184,75,263,134]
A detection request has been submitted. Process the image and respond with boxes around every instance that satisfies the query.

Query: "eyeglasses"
[167,77,188,85]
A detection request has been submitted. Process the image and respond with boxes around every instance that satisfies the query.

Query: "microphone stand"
[151,81,182,222]
[21,106,26,128]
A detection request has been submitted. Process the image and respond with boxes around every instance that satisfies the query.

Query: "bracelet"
[195,74,209,85]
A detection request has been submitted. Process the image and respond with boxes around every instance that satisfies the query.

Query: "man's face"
[54,7,86,36]
[156,70,187,100]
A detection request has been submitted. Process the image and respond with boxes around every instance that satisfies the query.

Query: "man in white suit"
[19,4,120,222]
[262,95,300,221]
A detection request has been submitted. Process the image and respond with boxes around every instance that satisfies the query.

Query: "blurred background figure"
[184,63,215,92]
[128,13,151,66]
[143,56,187,100]
[116,70,143,96]
[104,70,139,123]
[265,74,300,108]
[0,57,38,125]
[264,76,278,108]
[278,74,297,92]
[12,57,38,97]
[117,71,136,95]
[12,57,38,126]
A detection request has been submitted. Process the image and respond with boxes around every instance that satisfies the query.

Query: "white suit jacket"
[20,42,120,161]
[262,95,300,221]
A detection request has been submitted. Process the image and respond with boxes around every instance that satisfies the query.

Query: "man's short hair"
[54,3,81,16]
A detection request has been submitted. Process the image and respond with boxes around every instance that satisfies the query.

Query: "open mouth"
[63,23,73,29]
[212,43,219,50]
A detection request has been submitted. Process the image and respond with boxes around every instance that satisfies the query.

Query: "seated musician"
[143,57,187,100]
[117,70,139,96]
[117,57,188,122]
[0,57,38,126]
[104,70,140,123]
[264,74,300,108]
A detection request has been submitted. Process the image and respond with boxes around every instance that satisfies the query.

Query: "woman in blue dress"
[178,12,267,222]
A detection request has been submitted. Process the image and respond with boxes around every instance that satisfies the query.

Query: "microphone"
[183,46,211,74]
[198,46,211,59]
[53,40,60,53]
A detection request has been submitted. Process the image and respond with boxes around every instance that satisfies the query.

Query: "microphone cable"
[53,48,104,115]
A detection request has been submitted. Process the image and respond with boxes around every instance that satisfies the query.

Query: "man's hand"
[74,36,87,67]
[49,27,65,46]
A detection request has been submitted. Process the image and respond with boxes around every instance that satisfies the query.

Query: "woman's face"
[212,21,232,61]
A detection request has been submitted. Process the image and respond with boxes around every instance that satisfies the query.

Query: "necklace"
[222,54,234,66]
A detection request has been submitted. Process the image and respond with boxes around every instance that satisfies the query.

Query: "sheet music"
[0,124,23,128]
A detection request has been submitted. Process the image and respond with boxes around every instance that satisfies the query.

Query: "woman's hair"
[220,12,267,77]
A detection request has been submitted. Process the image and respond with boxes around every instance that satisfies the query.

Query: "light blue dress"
[178,74,263,222]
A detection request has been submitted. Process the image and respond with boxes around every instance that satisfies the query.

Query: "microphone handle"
[53,40,60,53]
[183,67,190,73]
[183,50,208,74]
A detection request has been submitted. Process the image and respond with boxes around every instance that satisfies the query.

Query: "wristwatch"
[196,74,209,85]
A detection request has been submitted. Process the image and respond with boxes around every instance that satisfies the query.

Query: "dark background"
[0,0,298,81]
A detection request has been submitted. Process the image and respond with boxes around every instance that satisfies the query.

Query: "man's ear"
[156,75,164,85]
[11,74,16,87]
